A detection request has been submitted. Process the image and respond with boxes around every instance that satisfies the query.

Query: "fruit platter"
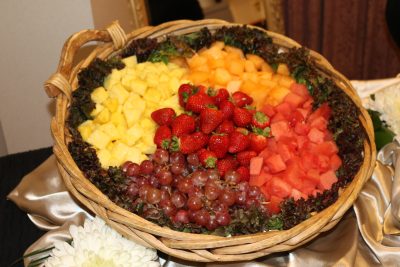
[45,19,375,261]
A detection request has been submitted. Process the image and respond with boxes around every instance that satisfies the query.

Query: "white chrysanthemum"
[45,217,160,267]
[362,81,400,142]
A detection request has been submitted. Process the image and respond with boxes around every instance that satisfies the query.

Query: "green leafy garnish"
[368,109,395,150]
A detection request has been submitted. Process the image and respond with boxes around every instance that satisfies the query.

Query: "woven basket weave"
[45,19,376,262]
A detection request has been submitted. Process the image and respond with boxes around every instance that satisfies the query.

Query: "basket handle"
[44,21,127,99]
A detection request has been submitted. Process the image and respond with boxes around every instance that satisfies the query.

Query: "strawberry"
[186,93,215,113]
[217,156,239,176]
[228,131,250,153]
[178,83,193,107]
[208,134,230,158]
[191,131,209,150]
[154,126,172,149]
[216,120,235,134]
[251,111,270,129]
[236,150,257,166]
[198,149,218,168]
[233,107,252,127]
[200,108,223,134]
[214,88,229,105]
[232,91,253,107]
[236,166,250,182]
[170,131,207,154]
[171,114,196,137]
[151,108,176,126]
[249,133,268,152]
[219,100,235,120]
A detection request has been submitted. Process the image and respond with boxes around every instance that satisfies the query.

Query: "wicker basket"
[45,19,376,262]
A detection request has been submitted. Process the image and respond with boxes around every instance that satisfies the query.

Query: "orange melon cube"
[187,54,207,69]
[209,58,226,69]
[240,80,258,95]
[244,60,257,73]
[227,80,242,93]
[189,71,209,84]
[214,68,232,85]
[225,45,245,59]
[269,86,291,104]
[260,78,277,89]
[228,59,245,76]
[278,75,295,88]
[277,63,290,76]
[243,72,259,83]
[261,62,274,73]
[194,65,210,72]
[246,54,264,70]
[211,41,225,50]
[250,87,269,109]
[259,72,273,80]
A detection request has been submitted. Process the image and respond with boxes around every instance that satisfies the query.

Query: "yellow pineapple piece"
[136,141,156,154]
[111,141,130,163]
[91,87,109,104]
[110,111,127,128]
[124,147,143,164]
[109,83,129,104]
[90,103,105,117]
[103,98,119,113]
[122,125,143,146]
[123,94,145,127]
[143,88,162,103]
[94,108,110,124]
[104,69,123,90]
[97,149,112,168]
[98,122,119,140]
[168,77,180,94]
[87,129,111,149]
[122,56,137,68]
[146,72,159,88]
[77,120,95,141]
[140,118,156,132]
[128,79,147,96]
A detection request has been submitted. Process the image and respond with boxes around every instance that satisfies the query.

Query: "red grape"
[191,170,208,187]
[126,163,140,177]
[194,209,210,226]
[205,185,221,201]
[206,215,218,230]
[139,184,152,199]
[248,186,261,198]
[206,169,219,180]
[148,176,160,188]
[235,190,247,205]
[146,187,162,204]
[187,153,200,166]
[169,152,185,165]
[153,149,169,164]
[216,211,231,226]
[174,209,189,224]
[126,183,139,199]
[160,199,176,217]
[211,202,228,213]
[157,170,173,185]
[224,170,240,184]
[177,178,193,193]
[219,188,236,207]
[187,196,203,211]
[171,163,185,175]
[122,161,133,173]
[140,160,154,174]
[171,191,186,208]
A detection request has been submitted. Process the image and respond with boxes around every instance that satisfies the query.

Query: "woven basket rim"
[46,19,376,262]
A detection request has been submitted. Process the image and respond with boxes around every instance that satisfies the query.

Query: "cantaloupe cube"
[187,54,208,69]
[91,87,109,104]
[243,72,259,83]
[211,41,225,50]
[193,65,210,72]
[224,45,244,59]
[209,58,225,69]
[260,79,277,89]
[261,62,274,73]
[249,87,269,109]
[228,59,245,76]
[246,54,264,70]
[244,60,257,72]
[259,72,273,80]
[269,86,291,104]
[240,80,258,95]
[214,68,232,85]
[277,63,290,76]
[189,71,209,84]
[278,75,295,88]
[226,80,242,94]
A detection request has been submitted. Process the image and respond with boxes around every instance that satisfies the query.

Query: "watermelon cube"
[318,170,338,190]
[308,128,325,144]
[249,156,264,175]
[265,154,287,173]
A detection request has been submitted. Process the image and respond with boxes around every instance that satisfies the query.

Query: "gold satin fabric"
[7,142,400,267]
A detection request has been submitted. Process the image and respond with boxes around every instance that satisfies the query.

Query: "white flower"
[45,217,160,267]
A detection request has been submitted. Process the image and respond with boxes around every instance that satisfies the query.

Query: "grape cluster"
[122,148,266,231]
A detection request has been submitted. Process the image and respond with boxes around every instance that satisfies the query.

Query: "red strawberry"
[217,156,239,176]
[216,120,235,134]
[198,149,218,168]
[178,83,193,107]
[236,150,257,166]
[228,131,250,153]
[200,108,223,134]
[154,126,172,149]
[219,100,235,120]
[233,107,252,127]
[249,133,268,152]
[151,108,176,126]
[171,132,209,154]
[214,88,229,105]
[208,134,230,158]
[171,114,196,137]
[232,91,253,107]
[191,131,209,150]
[236,166,250,182]
[186,93,215,113]
[251,111,270,129]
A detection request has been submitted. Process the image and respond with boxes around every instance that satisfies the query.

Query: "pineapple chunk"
[146,72,159,88]
[111,141,130,163]
[87,129,111,149]
[122,125,143,146]
[90,103,105,117]
[103,98,119,113]
[124,147,143,164]
[136,141,156,154]
[78,120,95,140]
[109,83,129,104]
[122,56,137,68]
[91,87,109,104]
[143,88,162,103]
[110,111,127,127]
[140,118,156,132]
[97,149,112,168]
[128,79,147,96]
[123,94,145,127]
[168,77,180,94]
[104,69,123,90]
[98,123,119,140]
[94,108,110,124]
